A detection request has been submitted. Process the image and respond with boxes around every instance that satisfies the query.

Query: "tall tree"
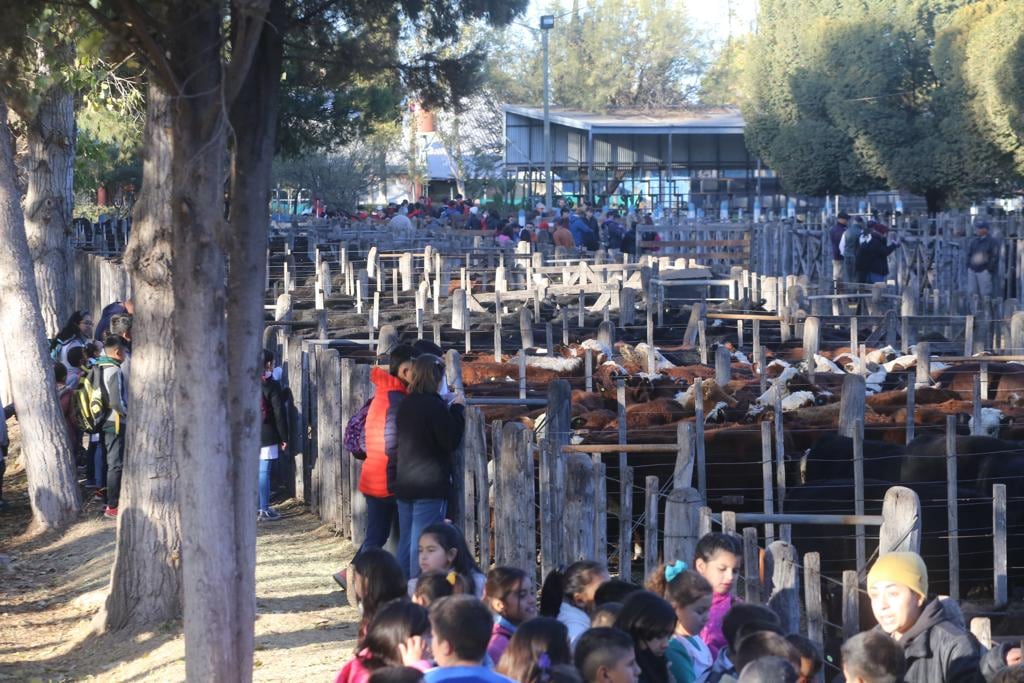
[488,0,707,111]
[0,98,81,531]
[743,0,1016,211]
[76,2,527,676]
[1,10,78,335]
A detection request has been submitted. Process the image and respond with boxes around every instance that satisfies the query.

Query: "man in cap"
[965,219,999,309]
[830,212,850,284]
[867,551,984,682]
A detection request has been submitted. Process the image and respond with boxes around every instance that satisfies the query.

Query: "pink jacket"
[334,650,431,683]
[700,592,735,659]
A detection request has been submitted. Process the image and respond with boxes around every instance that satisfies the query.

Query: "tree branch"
[223,0,273,106]
[109,0,182,94]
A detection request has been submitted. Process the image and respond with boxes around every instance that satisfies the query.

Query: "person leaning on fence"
[389,355,466,579]
[966,220,999,307]
[830,211,851,284]
[854,221,898,284]
[866,551,986,683]
[258,350,288,521]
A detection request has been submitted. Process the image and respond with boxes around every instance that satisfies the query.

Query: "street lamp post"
[541,14,554,211]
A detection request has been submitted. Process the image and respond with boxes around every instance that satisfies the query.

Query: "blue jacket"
[569,214,593,246]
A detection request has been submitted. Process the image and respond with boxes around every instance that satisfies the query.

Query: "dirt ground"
[0,423,360,682]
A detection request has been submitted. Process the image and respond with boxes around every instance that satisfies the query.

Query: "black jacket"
[388,392,465,500]
[260,377,288,448]
[876,599,983,683]
[855,233,897,279]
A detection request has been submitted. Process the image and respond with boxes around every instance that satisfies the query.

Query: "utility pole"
[541,14,554,210]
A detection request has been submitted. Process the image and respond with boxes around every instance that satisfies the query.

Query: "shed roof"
[504,104,745,135]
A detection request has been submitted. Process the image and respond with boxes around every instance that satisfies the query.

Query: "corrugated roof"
[504,104,745,133]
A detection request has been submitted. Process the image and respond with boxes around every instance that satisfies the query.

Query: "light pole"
[541,14,554,211]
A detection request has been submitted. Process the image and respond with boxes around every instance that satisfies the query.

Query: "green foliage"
[743,0,1021,209]
[699,36,751,107]
[486,0,707,111]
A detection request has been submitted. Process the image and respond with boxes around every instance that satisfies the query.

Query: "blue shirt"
[424,665,515,683]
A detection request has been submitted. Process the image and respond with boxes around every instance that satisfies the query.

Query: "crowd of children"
[334,523,1023,683]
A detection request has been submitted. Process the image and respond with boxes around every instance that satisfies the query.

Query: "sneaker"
[103,506,118,519]
[257,509,281,522]
[332,570,348,591]
[93,488,106,501]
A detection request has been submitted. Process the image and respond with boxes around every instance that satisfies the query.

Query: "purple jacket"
[487,619,516,665]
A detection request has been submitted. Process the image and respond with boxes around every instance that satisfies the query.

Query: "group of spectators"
[374,195,657,255]
[43,302,133,519]
[332,521,1022,683]
[830,213,1001,305]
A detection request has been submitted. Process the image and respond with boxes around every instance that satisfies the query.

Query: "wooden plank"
[663,487,703,567]
[842,570,860,641]
[767,541,800,634]
[879,486,922,555]
[743,527,761,604]
[804,552,824,648]
[644,476,660,579]
[946,415,960,601]
[494,422,536,571]
[994,483,1008,607]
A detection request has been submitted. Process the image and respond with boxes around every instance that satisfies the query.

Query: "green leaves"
[742,0,1021,209]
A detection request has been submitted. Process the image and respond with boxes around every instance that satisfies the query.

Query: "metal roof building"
[503,105,782,216]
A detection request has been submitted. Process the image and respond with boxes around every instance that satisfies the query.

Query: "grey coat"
[877,599,984,683]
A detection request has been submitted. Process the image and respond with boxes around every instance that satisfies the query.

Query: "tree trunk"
[223,0,286,673]
[0,99,80,530]
[22,81,75,336]
[98,84,182,632]
[166,1,267,677]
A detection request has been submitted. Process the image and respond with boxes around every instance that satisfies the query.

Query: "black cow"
[902,434,1024,489]
[796,434,905,485]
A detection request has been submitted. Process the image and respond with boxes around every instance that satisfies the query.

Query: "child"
[591,603,623,628]
[693,533,743,658]
[494,617,571,682]
[574,628,641,683]
[613,591,677,683]
[539,561,610,647]
[351,549,411,640]
[335,601,432,683]
[784,635,822,683]
[485,567,538,664]
[840,631,906,683]
[646,562,713,683]
[411,523,487,598]
[414,571,472,607]
[369,668,426,683]
[425,595,514,683]
[705,605,781,683]
[594,580,641,607]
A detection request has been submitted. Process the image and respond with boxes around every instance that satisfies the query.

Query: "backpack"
[50,337,71,362]
[73,363,111,434]
[343,398,372,460]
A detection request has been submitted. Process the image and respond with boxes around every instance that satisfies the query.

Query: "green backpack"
[73,364,111,434]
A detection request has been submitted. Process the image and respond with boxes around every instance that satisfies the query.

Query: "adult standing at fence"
[258,350,288,521]
[830,211,850,284]
[854,221,898,284]
[389,354,466,578]
[866,552,985,683]
[966,219,999,308]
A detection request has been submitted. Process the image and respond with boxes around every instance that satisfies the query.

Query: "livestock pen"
[70,216,1024,680]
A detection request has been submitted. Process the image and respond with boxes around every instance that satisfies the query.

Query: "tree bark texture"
[99,84,182,632]
[0,99,80,530]
[22,80,75,336]
[225,0,286,672]
[164,1,269,678]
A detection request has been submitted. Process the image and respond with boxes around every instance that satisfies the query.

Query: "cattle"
[796,434,905,484]
[901,434,1024,488]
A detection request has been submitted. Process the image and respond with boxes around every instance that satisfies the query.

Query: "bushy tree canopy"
[742,0,1020,210]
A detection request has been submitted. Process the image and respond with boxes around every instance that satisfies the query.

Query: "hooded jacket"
[876,599,983,683]
[359,368,408,498]
[388,392,465,500]
[260,376,288,447]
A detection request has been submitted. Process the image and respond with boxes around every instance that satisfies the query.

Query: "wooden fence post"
[946,415,960,600]
[644,476,660,579]
[838,374,866,438]
[879,486,922,555]
[495,423,537,572]
[743,527,761,604]
[286,334,307,502]
[842,570,860,642]
[675,422,694,490]
[663,487,704,570]
[853,419,866,570]
[803,316,820,382]
[804,552,824,648]
[565,453,597,564]
[520,307,535,350]
[318,352,343,530]
[343,360,372,543]
[715,345,731,388]
[767,541,800,634]
[594,456,608,568]
[994,483,1007,607]
[915,341,931,386]
[761,421,776,545]
[1011,311,1024,353]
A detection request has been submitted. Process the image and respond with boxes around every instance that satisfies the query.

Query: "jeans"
[103,431,124,509]
[358,494,397,555]
[259,459,273,511]
[967,269,993,305]
[397,498,447,579]
[88,436,106,488]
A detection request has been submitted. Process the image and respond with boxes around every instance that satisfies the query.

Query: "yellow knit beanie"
[867,551,928,599]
